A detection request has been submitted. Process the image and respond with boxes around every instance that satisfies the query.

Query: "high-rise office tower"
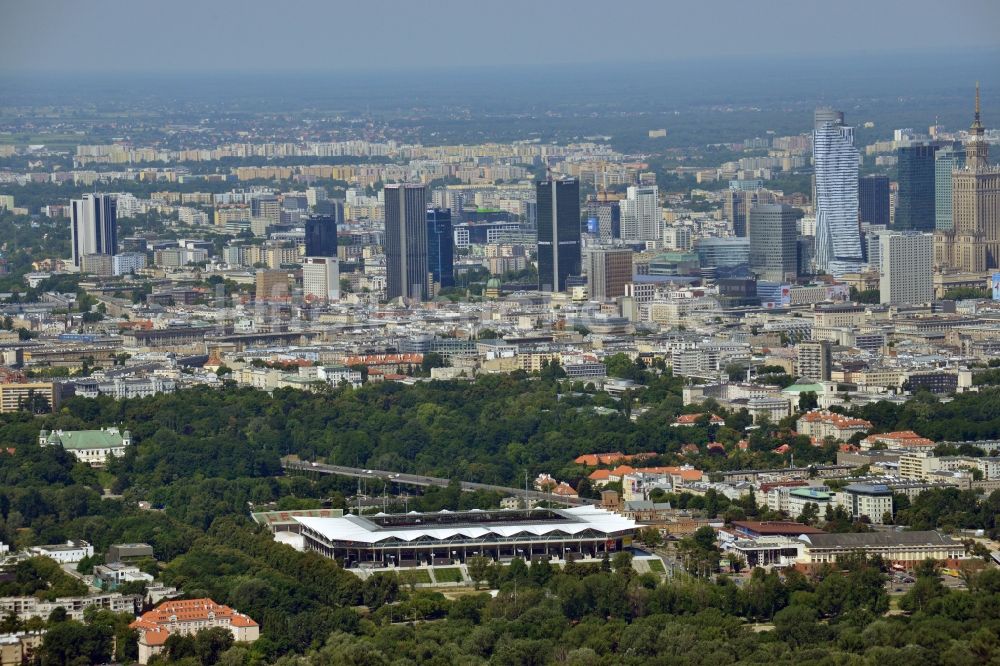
[724,184,776,237]
[934,144,965,231]
[749,204,801,282]
[590,200,621,241]
[304,214,338,257]
[895,145,940,231]
[620,185,659,242]
[935,85,1000,271]
[586,247,633,300]
[723,189,749,237]
[70,193,117,267]
[814,109,862,275]
[859,175,891,227]
[879,232,933,305]
[426,208,454,290]
[536,178,581,293]
[384,183,429,301]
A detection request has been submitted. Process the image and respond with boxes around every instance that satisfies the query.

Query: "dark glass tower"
[426,208,454,289]
[385,183,428,301]
[895,145,939,231]
[304,214,338,257]
[858,175,890,227]
[536,178,581,292]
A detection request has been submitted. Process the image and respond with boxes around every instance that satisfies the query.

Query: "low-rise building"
[860,431,935,452]
[796,531,963,567]
[39,428,131,466]
[28,540,93,564]
[797,410,872,442]
[837,483,893,524]
[130,598,259,665]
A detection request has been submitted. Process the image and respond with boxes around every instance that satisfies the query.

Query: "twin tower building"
[385,179,580,302]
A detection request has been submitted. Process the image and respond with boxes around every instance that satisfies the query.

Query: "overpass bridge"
[281,459,595,507]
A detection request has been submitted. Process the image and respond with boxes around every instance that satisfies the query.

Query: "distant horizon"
[1,47,999,78]
[3,0,999,74]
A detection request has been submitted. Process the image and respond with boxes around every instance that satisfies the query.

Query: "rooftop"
[295,506,636,544]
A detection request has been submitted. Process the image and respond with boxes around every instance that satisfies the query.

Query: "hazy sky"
[2,0,999,73]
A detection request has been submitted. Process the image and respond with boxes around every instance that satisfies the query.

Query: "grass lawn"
[397,569,433,585]
[433,567,464,583]
[647,559,666,573]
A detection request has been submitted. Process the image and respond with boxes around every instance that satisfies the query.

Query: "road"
[282,459,596,507]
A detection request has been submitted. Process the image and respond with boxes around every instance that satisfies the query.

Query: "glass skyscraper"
[814,109,862,275]
[384,183,429,301]
[304,214,338,257]
[426,208,454,289]
[895,145,939,231]
[934,144,965,231]
[536,178,581,293]
[858,175,890,227]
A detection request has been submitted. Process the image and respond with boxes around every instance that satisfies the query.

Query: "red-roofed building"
[130,598,259,664]
[552,482,579,498]
[860,431,935,452]
[797,410,872,442]
[672,413,725,427]
[573,452,656,467]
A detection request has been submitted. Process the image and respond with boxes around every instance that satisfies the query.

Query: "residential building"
[859,175,890,227]
[586,247,633,300]
[112,252,147,276]
[301,257,340,302]
[70,193,117,267]
[385,183,429,301]
[537,178,581,293]
[426,208,454,290]
[131,599,259,665]
[814,109,862,275]
[749,204,800,282]
[796,340,832,381]
[879,232,933,305]
[80,253,113,277]
[621,185,659,242]
[0,382,59,413]
[0,593,138,622]
[895,144,939,231]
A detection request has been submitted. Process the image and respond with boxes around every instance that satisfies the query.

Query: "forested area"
[1,373,1000,662]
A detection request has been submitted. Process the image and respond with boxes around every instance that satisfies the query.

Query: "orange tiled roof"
[129,598,258,638]
[674,413,724,425]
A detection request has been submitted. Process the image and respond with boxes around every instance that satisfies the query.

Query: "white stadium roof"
[295,505,637,545]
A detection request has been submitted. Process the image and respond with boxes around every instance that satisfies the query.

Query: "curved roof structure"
[295,506,636,545]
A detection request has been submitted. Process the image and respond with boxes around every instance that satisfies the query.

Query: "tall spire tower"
[967,82,988,169]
